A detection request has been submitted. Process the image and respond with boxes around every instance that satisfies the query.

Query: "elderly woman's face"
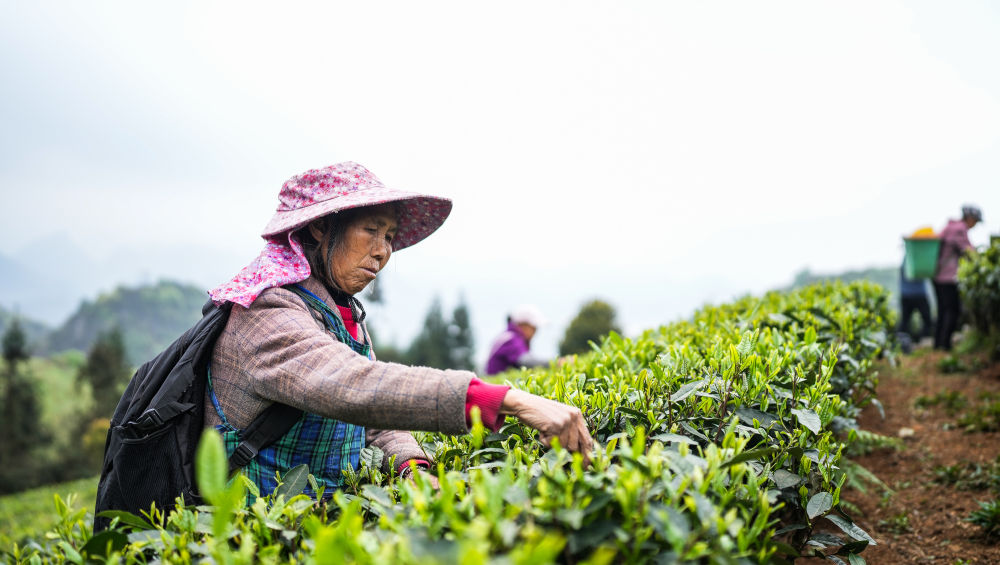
[311,206,398,295]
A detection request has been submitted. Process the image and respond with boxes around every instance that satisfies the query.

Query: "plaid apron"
[208,284,369,501]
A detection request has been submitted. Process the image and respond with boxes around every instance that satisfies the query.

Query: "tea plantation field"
[5,281,896,564]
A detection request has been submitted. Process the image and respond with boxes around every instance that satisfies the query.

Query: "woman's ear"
[308,220,325,241]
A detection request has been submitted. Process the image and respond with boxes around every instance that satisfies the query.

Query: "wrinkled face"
[310,205,398,295]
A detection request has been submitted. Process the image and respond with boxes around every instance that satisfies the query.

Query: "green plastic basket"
[903,237,941,279]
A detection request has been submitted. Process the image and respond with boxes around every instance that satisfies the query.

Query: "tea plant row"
[7,281,894,564]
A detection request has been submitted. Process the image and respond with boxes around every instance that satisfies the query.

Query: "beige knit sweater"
[204,276,475,472]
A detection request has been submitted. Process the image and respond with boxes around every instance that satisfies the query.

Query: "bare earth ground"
[817,348,1000,564]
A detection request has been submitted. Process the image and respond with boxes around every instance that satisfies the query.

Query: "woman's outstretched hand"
[500,389,594,466]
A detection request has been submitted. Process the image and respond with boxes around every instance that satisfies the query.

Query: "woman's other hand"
[500,389,594,466]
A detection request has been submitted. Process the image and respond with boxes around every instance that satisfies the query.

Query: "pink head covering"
[209,162,452,307]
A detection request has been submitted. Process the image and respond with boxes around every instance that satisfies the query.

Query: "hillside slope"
[42,280,207,364]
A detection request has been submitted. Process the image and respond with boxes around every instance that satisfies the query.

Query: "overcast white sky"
[1,1,998,365]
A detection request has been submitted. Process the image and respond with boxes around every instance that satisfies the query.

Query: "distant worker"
[933,204,983,351]
[486,305,550,375]
[897,261,933,348]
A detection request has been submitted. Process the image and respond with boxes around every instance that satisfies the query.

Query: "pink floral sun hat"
[209,162,452,307]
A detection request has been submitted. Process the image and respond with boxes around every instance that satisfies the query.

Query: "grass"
[957,393,1000,433]
[915,391,968,416]
[967,497,1000,538]
[0,475,98,548]
[933,458,1000,492]
[878,511,913,535]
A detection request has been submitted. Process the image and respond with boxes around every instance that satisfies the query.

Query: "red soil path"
[813,349,1000,564]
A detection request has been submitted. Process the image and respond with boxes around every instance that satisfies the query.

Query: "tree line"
[371,296,621,370]
[0,320,130,494]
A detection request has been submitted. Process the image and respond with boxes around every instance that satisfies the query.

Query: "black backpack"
[93,300,302,531]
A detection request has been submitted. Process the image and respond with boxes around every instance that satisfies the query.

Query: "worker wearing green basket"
[933,204,983,351]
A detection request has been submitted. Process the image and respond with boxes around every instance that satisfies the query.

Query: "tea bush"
[959,240,1000,357]
[4,281,894,564]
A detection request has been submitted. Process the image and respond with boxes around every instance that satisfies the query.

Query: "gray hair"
[961,204,983,223]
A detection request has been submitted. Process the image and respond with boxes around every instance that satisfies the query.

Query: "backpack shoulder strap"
[228,401,303,472]
[202,298,303,472]
[284,283,344,332]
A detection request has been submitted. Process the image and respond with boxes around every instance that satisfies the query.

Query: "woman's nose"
[372,238,390,260]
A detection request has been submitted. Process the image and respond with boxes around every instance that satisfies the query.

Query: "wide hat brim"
[260,187,453,251]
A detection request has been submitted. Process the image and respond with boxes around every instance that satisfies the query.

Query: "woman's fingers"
[501,389,594,464]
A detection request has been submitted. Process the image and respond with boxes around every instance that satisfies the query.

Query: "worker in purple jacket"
[933,204,983,350]
[486,305,551,375]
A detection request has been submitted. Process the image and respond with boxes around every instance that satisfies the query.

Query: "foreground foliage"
[4,281,894,564]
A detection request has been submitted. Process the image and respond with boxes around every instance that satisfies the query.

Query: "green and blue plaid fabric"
[208,284,370,501]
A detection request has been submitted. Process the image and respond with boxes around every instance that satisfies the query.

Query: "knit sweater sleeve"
[215,285,473,434]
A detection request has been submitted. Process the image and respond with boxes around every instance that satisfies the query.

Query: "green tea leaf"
[275,464,309,499]
[826,515,877,545]
[836,540,870,556]
[806,492,833,519]
[671,379,706,403]
[792,408,822,434]
[735,407,779,429]
[241,474,261,498]
[80,530,128,558]
[772,469,804,489]
[360,445,385,472]
[722,446,778,468]
[95,510,154,531]
[57,541,83,564]
[195,428,227,504]
[361,485,394,509]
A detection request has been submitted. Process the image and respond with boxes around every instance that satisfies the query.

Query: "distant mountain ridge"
[41,280,208,365]
[0,231,246,327]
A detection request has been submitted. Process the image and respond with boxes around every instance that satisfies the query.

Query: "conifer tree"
[448,297,475,371]
[78,327,132,418]
[407,297,452,369]
[0,318,49,493]
[2,317,29,370]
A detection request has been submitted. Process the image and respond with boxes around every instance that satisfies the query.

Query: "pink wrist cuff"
[397,459,430,475]
[465,378,511,432]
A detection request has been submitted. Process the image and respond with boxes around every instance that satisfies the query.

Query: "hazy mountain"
[12,232,100,290]
[0,233,109,326]
[43,280,208,365]
[0,305,51,348]
[1,231,242,328]
[0,251,73,325]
